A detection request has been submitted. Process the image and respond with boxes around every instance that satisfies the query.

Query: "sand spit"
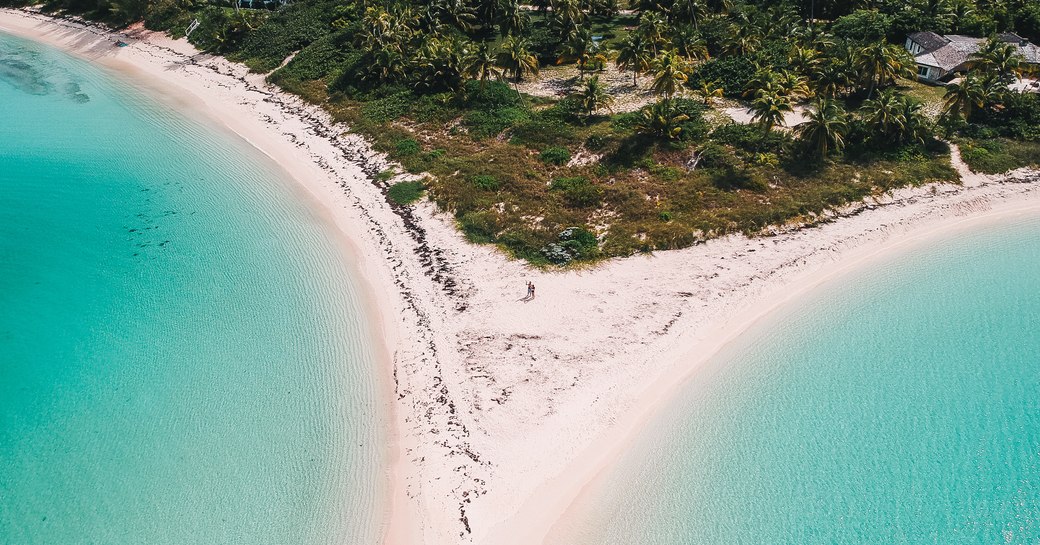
[4,8,1040,545]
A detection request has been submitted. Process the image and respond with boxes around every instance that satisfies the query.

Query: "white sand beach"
[4,8,1039,544]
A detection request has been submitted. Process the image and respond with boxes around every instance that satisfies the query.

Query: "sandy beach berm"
[3,8,1039,544]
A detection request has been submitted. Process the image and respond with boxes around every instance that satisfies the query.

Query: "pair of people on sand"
[522,281,536,301]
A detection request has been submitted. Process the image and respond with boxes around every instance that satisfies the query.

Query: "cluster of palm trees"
[353,4,542,94]
[942,37,1033,122]
[795,91,932,159]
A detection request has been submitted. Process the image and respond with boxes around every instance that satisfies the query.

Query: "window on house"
[917,66,930,78]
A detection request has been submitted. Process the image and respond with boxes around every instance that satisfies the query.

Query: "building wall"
[906,38,924,55]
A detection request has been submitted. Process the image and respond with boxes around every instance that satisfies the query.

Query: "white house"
[905,31,1040,82]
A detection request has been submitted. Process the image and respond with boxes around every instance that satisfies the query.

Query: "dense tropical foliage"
[6,0,1039,264]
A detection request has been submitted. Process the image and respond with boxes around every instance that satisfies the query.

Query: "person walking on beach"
[522,281,535,301]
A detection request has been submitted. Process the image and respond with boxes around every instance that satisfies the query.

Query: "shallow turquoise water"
[0,33,384,544]
[565,218,1040,544]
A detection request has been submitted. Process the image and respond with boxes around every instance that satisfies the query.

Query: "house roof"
[921,43,973,71]
[908,31,949,53]
[909,33,1040,73]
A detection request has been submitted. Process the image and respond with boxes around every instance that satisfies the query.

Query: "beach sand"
[4,8,1040,544]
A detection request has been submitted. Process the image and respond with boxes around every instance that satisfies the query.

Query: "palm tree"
[970,38,1025,85]
[670,0,709,29]
[814,59,854,99]
[576,75,615,120]
[795,99,849,158]
[788,45,820,76]
[463,41,504,90]
[562,26,605,81]
[650,49,691,99]
[616,33,654,86]
[550,0,586,42]
[496,35,539,105]
[854,42,913,98]
[861,89,905,138]
[749,89,794,133]
[897,97,931,145]
[691,78,723,105]
[497,35,539,83]
[635,100,691,140]
[670,25,710,62]
[636,11,669,55]
[414,36,466,92]
[723,23,761,56]
[496,0,529,37]
[423,0,476,32]
[778,70,811,99]
[941,74,988,121]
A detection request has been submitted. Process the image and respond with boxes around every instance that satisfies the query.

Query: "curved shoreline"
[0,10,418,543]
[5,8,1040,545]
[536,198,1040,544]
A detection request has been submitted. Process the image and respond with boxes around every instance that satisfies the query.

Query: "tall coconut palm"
[496,35,540,105]
[723,23,761,56]
[860,89,905,137]
[496,0,529,37]
[814,59,854,99]
[650,49,691,98]
[671,0,709,29]
[577,75,615,120]
[463,41,504,90]
[550,0,586,42]
[670,25,710,62]
[616,33,654,86]
[970,38,1025,85]
[854,42,913,98]
[795,99,849,158]
[897,97,931,145]
[636,11,669,55]
[562,26,604,81]
[497,35,540,83]
[942,74,988,121]
[749,89,794,133]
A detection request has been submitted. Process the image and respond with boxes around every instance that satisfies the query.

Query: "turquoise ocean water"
[560,217,1040,544]
[0,33,384,544]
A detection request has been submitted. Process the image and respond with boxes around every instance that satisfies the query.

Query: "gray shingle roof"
[910,33,1040,73]
[908,31,948,53]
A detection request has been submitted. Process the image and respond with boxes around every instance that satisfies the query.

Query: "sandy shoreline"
[4,8,1040,545]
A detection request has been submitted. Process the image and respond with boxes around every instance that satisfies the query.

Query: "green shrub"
[550,176,602,207]
[231,0,342,71]
[712,165,768,191]
[268,32,351,85]
[387,180,425,205]
[585,134,607,150]
[395,138,421,156]
[470,175,500,190]
[541,226,599,264]
[360,90,413,122]
[459,211,499,243]
[540,146,572,165]
[711,123,790,153]
[510,114,577,147]
[688,56,757,99]
[463,107,529,139]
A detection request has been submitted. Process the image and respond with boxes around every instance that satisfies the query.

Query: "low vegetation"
[10,0,1039,266]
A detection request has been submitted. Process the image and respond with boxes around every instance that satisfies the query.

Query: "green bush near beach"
[387,180,425,206]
